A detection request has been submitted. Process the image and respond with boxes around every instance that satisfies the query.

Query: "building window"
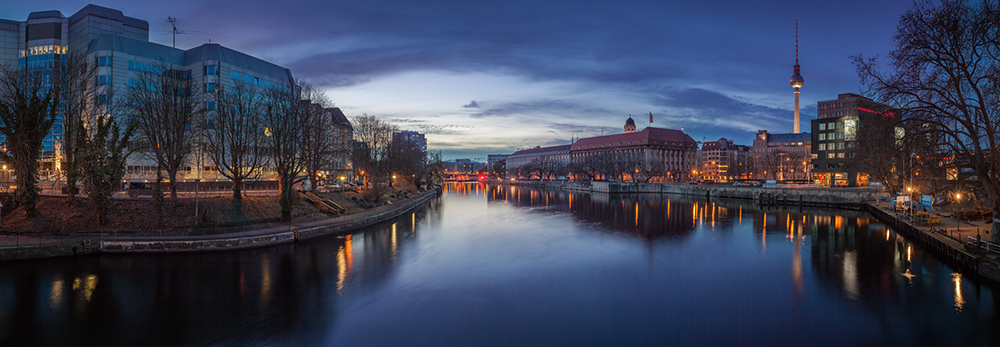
[204,65,217,76]
[818,123,826,131]
[204,83,216,94]
[836,132,844,140]
[837,153,845,158]
[98,75,108,85]
[818,144,826,151]
[837,142,845,150]
[837,122,844,129]
[828,164,835,169]
[827,153,835,159]
[97,56,111,66]
[819,134,826,141]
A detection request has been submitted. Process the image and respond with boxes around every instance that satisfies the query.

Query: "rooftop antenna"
[167,17,183,48]
[166,17,206,48]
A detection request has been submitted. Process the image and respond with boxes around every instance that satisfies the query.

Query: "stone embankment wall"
[591,181,886,207]
[0,188,440,260]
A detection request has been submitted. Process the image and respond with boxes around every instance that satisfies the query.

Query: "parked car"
[688,181,699,185]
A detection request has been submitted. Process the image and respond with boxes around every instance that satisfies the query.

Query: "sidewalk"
[873,203,994,250]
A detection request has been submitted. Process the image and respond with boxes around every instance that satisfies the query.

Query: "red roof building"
[570,127,699,182]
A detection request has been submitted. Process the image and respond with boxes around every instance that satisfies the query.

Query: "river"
[0,182,996,346]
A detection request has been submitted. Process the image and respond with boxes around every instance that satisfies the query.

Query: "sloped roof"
[69,4,147,30]
[509,144,572,159]
[88,34,185,64]
[186,43,292,82]
[570,127,698,151]
[329,107,352,130]
[88,34,293,83]
[767,132,811,142]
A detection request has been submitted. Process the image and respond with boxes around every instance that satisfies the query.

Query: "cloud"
[469,99,616,119]
[463,101,480,108]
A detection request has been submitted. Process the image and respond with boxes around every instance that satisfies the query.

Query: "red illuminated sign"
[858,107,894,118]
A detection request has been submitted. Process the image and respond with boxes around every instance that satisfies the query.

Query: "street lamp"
[956,193,962,233]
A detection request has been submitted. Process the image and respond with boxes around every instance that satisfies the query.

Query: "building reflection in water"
[0,202,436,346]
[487,183,998,337]
[486,184,700,240]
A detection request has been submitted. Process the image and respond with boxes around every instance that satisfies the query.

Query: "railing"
[967,236,1000,255]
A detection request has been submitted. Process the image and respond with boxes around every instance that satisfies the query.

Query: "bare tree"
[352,114,397,188]
[853,108,908,193]
[634,155,666,183]
[0,62,61,216]
[206,81,269,200]
[299,84,337,194]
[854,0,1000,232]
[126,62,201,204]
[58,53,102,203]
[262,83,306,222]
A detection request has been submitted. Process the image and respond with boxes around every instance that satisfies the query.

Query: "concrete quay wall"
[591,181,887,207]
[0,189,440,260]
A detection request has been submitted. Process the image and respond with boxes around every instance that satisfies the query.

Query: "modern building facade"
[393,130,427,160]
[1,5,297,182]
[810,93,888,187]
[699,138,749,182]
[0,5,153,172]
[749,130,811,181]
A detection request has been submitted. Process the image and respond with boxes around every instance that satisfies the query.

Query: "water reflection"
[0,204,435,346]
[0,184,998,345]
[487,184,698,240]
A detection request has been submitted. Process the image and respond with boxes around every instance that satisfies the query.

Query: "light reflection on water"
[0,183,996,346]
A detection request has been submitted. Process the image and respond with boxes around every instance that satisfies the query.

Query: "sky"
[1,0,915,161]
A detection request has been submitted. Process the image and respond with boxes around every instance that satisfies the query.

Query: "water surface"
[0,183,996,346]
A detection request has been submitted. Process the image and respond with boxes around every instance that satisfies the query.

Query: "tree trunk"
[65,164,77,204]
[232,178,243,201]
[167,169,179,203]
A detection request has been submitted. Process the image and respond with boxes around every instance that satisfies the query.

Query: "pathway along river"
[0,182,998,346]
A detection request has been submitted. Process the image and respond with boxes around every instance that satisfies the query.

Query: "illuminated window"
[818,144,826,150]
[818,134,826,141]
[827,153,835,159]
[819,123,826,131]
[837,153,845,158]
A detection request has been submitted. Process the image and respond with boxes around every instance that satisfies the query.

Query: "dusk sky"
[2,1,913,160]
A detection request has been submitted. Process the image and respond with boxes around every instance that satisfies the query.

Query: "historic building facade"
[749,130,811,181]
[699,138,749,182]
[569,118,699,182]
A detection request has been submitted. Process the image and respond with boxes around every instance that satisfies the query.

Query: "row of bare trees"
[0,54,352,224]
[508,152,673,183]
[351,115,440,200]
[0,54,135,223]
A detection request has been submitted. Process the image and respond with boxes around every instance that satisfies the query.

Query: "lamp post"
[956,193,962,234]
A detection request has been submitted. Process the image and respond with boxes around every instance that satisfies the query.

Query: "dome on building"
[624,116,636,133]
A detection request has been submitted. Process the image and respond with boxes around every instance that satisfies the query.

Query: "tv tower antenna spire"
[789,18,804,134]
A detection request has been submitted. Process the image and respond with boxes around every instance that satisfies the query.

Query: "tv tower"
[789,19,804,134]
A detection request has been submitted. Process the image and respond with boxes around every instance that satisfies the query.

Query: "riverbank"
[0,188,440,260]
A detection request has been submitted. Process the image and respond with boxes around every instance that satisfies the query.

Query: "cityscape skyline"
[0,0,912,160]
